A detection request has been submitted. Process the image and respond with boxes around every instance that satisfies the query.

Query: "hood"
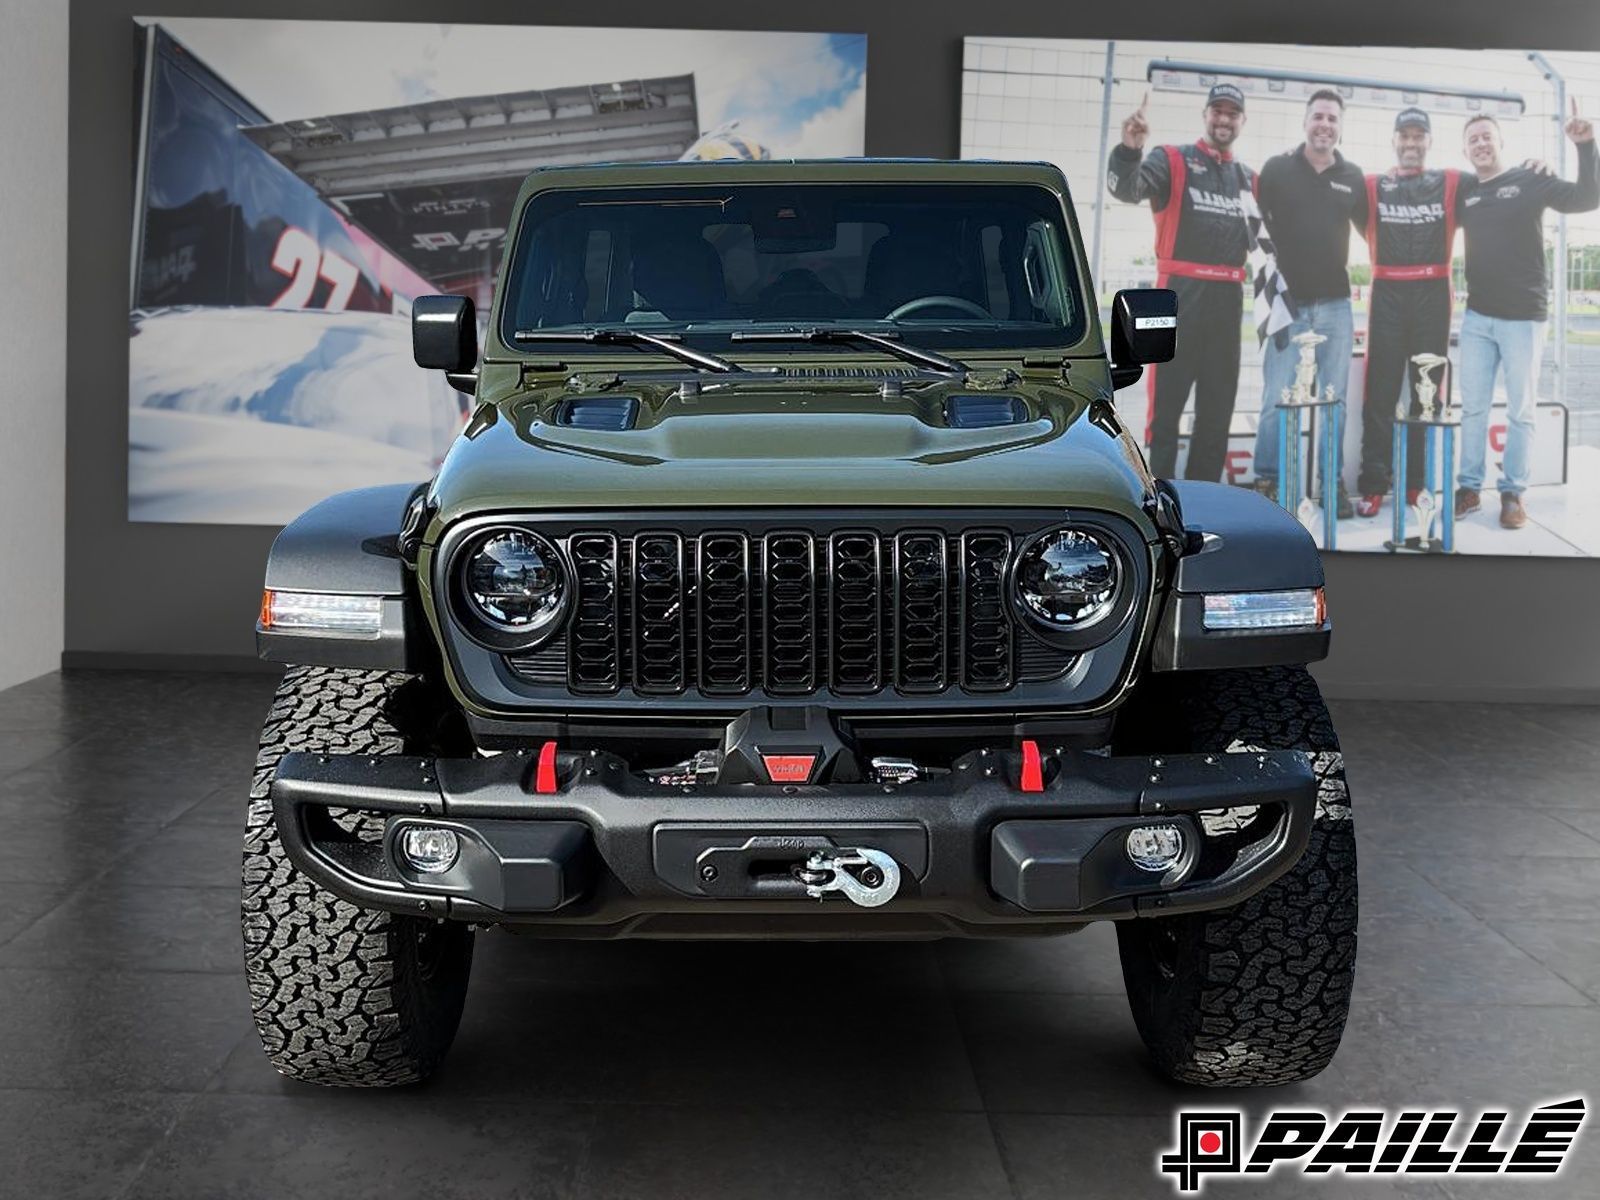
[426,367,1157,533]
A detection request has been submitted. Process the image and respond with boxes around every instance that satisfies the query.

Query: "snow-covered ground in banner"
[128,306,466,525]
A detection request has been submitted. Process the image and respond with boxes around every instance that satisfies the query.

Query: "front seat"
[631,235,727,321]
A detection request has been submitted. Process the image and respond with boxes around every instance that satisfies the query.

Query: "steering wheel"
[883,294,992,321]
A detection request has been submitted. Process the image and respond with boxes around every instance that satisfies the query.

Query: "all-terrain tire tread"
[1118,665,1357,1087]
[242,665,470,1087]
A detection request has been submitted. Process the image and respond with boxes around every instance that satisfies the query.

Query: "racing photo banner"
[963,38,1600,557]
[128,18,867,524]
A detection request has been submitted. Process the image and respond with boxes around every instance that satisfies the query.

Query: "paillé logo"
[1159,1098,1586,1193]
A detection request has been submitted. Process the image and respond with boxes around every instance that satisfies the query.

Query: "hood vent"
[943,394,1028,429]
[778,365,918,378]
[555,396,639,431]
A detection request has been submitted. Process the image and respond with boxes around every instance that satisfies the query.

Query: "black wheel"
[1114,665,1356,1086]
[242,666,473,1086]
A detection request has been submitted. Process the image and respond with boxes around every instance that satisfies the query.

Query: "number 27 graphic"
[270,227,359,311]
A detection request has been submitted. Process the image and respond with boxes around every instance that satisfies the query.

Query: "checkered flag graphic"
[1241,186,1297,349]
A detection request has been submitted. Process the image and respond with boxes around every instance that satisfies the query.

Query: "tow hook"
[792,847,902,907]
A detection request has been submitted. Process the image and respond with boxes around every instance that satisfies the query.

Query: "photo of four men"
[1110,80,1595,531]
[961,39,1600,556]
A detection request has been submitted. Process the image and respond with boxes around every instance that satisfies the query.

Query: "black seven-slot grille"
[509,528,1075,697]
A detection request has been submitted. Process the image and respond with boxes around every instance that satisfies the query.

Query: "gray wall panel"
[2,0,68,692]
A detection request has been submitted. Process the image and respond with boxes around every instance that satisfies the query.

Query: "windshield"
[500,182,1087,354]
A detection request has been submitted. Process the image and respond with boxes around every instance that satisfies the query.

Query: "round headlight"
[463,530,565,631]
[1016,529,1119,628]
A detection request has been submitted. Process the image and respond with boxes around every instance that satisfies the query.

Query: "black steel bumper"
[270,745,1317,938]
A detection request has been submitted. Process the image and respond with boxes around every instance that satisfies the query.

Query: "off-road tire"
[243,665,473,1087]
[1115,665,1356,1087]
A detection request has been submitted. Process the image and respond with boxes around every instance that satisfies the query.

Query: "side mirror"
[412,294,478,394]
[1109,288,1178,390]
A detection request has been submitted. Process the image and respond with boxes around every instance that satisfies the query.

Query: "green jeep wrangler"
[247,159,1354,1088]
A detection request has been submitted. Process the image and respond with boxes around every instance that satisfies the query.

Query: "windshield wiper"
[730,328,968,374]
[513,327,741,373]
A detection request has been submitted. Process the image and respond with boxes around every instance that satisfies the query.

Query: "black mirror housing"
[1111,288,1178,369]
[1108,288,1177,389]
[412,295,478,374]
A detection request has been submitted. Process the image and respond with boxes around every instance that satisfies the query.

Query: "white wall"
[0,0,68,690]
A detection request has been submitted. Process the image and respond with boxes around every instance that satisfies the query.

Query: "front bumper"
[270,745,1316,938]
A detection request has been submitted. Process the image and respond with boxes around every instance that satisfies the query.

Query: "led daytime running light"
[1202,588,1326,631]
[260,590,383,639]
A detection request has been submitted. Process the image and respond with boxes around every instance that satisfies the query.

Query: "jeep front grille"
[506,527,1075,698]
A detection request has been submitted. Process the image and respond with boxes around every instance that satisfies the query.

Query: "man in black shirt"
[1455,102,1597,529]
[1107,83,1253,481]
[1253,90,1368,518]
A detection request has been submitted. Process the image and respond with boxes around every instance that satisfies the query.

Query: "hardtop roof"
[512,157,1072,202]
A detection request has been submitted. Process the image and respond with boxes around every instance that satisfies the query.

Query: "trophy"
[1388,351,1457,554]
[1415,353,1452,422]
[1274,331,1342,549]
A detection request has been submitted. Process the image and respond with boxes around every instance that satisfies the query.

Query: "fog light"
[400,827,460,874]
[1126,825,1185,873]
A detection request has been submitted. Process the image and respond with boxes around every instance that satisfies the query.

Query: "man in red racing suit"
[1355,107,1462,517]
[1107,83,1254,482]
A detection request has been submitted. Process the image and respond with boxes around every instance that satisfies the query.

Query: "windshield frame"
[491,179,1093,361]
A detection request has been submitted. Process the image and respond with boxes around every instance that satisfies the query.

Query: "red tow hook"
[534,740,560,794]
[1019,739,1044,793]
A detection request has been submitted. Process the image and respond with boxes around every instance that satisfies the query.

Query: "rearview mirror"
[412,295,478,394]
[1109,288,1178,390]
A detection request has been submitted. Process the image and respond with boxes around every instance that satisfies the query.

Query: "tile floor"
[0,670,1596,1198]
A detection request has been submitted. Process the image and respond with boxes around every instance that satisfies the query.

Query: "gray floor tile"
[1335,1002,1600,1105]
[0,1089,194,1200]
[0,809,164,886]
[993,1113,1451,1199]
[85,723,260,777]
[1502,778,1600,811]
[0,671,201,736]
[951,991,1353,1117]
[255,961,982,1112]
[123,1093,593,1200]
[1358,858,1479,923]
[1343,708,1600,807]
[0,882,241,972]
[935,920,1127,995]
[1486,920,1600,1002]
[1348,757,1512,807]
[0,743,237,827]
[1406,857,1600,924]
[0,968,250,1091]
[1510,704,1600,747]
[219,937,970,1107]
[1374,703,1578,759]
[1357,802,1600,858]
[172,783,249,828]
[1353,913,1591,1007]
[471,927,946,993]
[577,1106,1011,1200]
[1547,809,1600,841]
[107,821,244,889]
[0,882,71,946]
[0,729,83,778]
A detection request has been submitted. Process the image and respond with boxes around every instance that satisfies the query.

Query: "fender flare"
[1150,480,1331,671]
[257,483,428,671]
